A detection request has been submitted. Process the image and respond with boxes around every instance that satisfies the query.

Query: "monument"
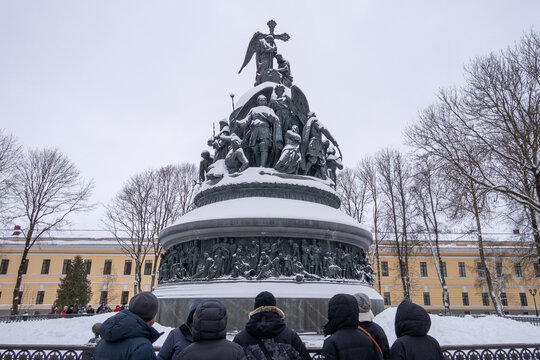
[154,20,382,332]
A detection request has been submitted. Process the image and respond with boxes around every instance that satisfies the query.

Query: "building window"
[22,259,29,275]
[84,259,92,275]
[383,292,391,306]
[62,259,71,274]
[501,292,508,306]
[482,292,490,306]
[121,291,129,305]
[35,291,45,305]
[420,262,428,277]
[41,259,51,274]
[441,262,447,277]
[476,262,485,278]
[100,291,108,304]
[144,260,152,275]
[423,292,431,306]
[124,260,132,275]
[535,263,540,277]
[514,262,522,278]
[496,262,503,277]
[103,260,112,275]
[0,259,9,274]
[381,261,389,277]
[0,291,2,300]
[520,293,528,306]
[458,262,466,277]
[462,292,469,306]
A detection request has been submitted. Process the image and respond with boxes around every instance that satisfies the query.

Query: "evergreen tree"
[55,255,92,309]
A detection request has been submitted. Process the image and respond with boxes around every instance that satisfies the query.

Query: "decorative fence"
[0,344,539,360]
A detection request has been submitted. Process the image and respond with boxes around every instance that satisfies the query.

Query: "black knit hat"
[129,292,159,322]
[254,291,276,309]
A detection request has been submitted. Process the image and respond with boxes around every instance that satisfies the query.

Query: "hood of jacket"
[180,298,208,339]
[395,300,431,338]
[99,310,161,343]
[245,306,286,339]
[323,294,359,336]
[192,299,227,341]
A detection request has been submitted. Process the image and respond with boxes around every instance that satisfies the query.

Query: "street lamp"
[529,289,538,317]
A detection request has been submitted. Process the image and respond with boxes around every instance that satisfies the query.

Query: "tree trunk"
[11,229,34,316]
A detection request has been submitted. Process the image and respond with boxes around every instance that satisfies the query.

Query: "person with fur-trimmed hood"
[354,293,389,360]
[389,300,444,360]
[233,291,311,360]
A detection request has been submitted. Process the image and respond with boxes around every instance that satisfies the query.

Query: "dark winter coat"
[93,310,161,360]
[389,301,444,360]
[233,306,311,360]
[158,299,206,360]
[359,321,390,360]
[322,294,381,360]
[175,299,246,360]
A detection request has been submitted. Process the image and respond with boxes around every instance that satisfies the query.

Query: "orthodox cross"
[266,19,290,42]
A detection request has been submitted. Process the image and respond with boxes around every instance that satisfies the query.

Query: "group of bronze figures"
[199,20,343,186]
[158,238,375,284]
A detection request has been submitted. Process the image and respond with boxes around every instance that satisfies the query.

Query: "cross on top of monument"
[266,19,290,42]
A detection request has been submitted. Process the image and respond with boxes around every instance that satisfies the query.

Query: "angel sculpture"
[238,20,290,86]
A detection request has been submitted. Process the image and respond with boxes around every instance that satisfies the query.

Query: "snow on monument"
[154,20,381,332]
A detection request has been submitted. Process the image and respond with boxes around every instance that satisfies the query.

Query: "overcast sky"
[1,1,539,230]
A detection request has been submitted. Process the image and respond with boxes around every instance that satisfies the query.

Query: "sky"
[1,1,539,230]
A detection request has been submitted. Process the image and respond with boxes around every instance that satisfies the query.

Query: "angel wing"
[238,32,264,74]
[290,85,310,126]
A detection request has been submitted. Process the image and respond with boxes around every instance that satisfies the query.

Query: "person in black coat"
[94,292,162,360]
[322,293,381,360]
[233,291,311,360]
[389,300,444,360]
[175,299,246,360]
[157,298,206,360]
[354,293,390,360]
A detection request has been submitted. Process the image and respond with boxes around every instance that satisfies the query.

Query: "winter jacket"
[94,309,161,360]
[158,299,206,360]
[359,321,390,360]
[322,294,381,360]
[175,299,246,360]
[233,306,311,360]
[389,301,444,360]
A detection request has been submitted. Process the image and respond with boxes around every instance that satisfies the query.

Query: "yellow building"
[1,229,539,315]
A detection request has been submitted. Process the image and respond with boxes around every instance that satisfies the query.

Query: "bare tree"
[336,167,369,223]
[0,130,21,220]
[9,148,93,315]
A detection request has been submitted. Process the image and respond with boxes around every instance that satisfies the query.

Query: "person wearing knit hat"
[233,291,311,360]
[94,292,162,360]
[354,292,390,360]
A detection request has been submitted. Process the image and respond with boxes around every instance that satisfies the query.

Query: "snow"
[2,308,540,347]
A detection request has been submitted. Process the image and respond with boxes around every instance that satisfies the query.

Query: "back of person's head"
[254,291,276,309]
[353,292,374,322]
[192,299,227,341]
[395,300,431,338]
[128,291,159,322]
[323,294,359,336]
[92,322,102,337]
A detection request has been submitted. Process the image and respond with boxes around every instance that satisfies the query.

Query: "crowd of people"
[48,303,127,316]
[91,291,444,360]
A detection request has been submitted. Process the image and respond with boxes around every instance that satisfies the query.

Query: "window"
[124,260,132,275]
[100,291,108,304]
[41,259,51,274]
[383,292,391,306]
[535,263,540,277]
[62,259,71,274]
[441,262,447,277]
[462,292,469,306]
[0,259,9,274]
[423,292,431,306]
[476,262,485,278]
[144,260,152,275]
[35,291,45,305]
[84,259,92,275]
[0,291,2,300]
[458,262,466,277]
[482,292,490,306]
[381,261,389,277]
[514,262,522,278]
[496,262,503,277]
[501,292,508,306]
[121,291,129,305]
[103,260,112,275]
[22,259,29,275]
[420,262,428,277]
[520,293,528,306]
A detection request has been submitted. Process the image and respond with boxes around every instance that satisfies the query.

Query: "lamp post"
[529,289,538,317]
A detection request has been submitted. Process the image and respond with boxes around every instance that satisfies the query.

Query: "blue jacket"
[94,310,161,360]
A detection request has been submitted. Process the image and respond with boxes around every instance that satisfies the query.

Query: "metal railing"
[0,344,539,360]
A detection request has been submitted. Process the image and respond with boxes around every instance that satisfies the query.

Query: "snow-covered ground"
[1,308,539,347]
